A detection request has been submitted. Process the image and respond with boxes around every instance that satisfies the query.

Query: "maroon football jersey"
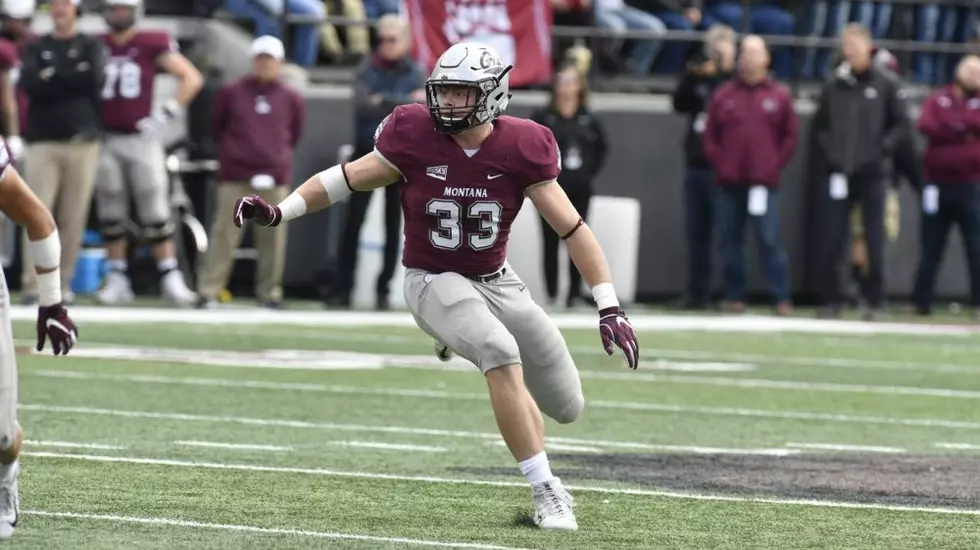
[374,103,561,277]
[101,30,177,133]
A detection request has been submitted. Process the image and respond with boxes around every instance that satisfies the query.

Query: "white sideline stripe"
[542,442,604,453]
[785,443,907,454]
[22,398,980,435]
[10,306,980,335]
[25,440,126,450]
[331,441,446,453]
[22,510,534,550]
[174,441,293,452]
[934,442,980,450]
[22,452,980,517]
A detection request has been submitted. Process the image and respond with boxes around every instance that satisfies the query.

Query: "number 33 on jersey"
[373,103,560,277]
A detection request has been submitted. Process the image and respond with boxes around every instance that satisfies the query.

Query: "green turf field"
[9,307,980,549]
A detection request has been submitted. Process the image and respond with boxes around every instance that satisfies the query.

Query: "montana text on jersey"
[374,102,561,277]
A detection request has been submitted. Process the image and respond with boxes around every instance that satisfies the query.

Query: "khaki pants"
[20,140,100,295]
[197,183,289,302]
[320,0,369,57]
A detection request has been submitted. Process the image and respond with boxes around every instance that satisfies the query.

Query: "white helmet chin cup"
[425,42,513,134]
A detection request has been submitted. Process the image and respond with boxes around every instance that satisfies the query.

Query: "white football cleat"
[161,270,197,307]
[434,341,453,362]
[0,461,20,540]
[96,271,135,305]
[531,477,577,531]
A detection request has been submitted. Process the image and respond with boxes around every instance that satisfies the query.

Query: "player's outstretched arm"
[233,152,401,228]
[0,166,78,354]
[528,181,640,369]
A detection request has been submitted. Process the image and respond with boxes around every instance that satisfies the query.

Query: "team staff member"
[530,63,607,309]
[702,35,797,316]
[669,23,735,310]
[17,0,103,304]
[325,15,424,310]
[196,36,305,310]
[912,55,980,319]
[1,0,35,158]
[812,23,909,320]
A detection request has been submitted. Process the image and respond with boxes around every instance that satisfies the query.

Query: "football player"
[233,43,640,531]
[0,137,79,540]
[95,0,202,306]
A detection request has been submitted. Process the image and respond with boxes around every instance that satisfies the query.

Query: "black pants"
[822,172,887,308]
[540,185,592,303]
[335,180,401,299]
[682,167,715,302]
[913,183,980,311]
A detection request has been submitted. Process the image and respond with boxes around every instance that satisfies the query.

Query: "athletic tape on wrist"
[591,282,620,311]
[277,193,307,222]
[31,230,62,306]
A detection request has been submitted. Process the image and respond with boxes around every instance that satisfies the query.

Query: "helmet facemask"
[425,65,512,135]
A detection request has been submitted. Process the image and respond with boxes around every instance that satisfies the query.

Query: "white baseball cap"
[251,35,285,61]
[3,0,35,18]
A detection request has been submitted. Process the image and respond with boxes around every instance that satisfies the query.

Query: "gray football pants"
[404,265,585,424]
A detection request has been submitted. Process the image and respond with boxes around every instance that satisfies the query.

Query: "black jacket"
[812,65,910,179]
[20,32,104,142]
[672,64,732,168]
[530,106,608,192]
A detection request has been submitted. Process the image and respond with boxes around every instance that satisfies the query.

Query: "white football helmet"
[104,0,142,32]
[425,42,512,134]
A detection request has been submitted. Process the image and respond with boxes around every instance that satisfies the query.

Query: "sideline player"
[0,137,79,539]
[95,0,202,306]
[233,43,640,531]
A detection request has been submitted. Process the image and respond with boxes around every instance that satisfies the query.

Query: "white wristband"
[277,192,307,223]
[317,164,352,203]
[37,270,62,307]
[591,282,620,311]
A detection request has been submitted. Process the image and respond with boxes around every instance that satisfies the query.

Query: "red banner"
[404,0,553,88]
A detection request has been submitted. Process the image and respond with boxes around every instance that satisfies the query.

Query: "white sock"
[518,451,554,485]
[157,257,178,274]
[109,259,128,274]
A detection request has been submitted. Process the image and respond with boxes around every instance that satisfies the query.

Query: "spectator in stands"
[701,0,794,79]
[530,63,608,309]
[812,24,908,320]
[18,0,103,304]
[550,0,593,68]
[913,55,980,320]
[669,23,734,310]
[912,4,976,84]
[197,36,305,309]
[595,0,667,75]
[320,0,370,64]
[853,1,893,40]
[629,0,703,74]
[224,0,324,66]
[325,15,423,310]
[702,35,796,316]
[363,0,399,19]
[801,1,850,80]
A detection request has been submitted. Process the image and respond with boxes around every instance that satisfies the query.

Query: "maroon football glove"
[36,303,78,356]
[233,194,282,228]
[599,307,639,370]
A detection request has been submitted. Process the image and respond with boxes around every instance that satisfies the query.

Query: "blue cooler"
[72,247,107,295]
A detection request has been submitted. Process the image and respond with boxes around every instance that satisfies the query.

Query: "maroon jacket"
[702,77,798,187]
[917,85,980,185]
[212,76,305,185]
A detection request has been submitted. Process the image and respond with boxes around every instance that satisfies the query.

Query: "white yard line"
[24,440,126,450]
[174,440,294,452]
[329,441,447,453]
[542,442,604,453]
[21,452,980,517]
[22,397,980,436]
[22,510,535,550]
[10,306,980,335]
[785,443,907,454]
[933,442,980,450]
[11,403,840,453]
